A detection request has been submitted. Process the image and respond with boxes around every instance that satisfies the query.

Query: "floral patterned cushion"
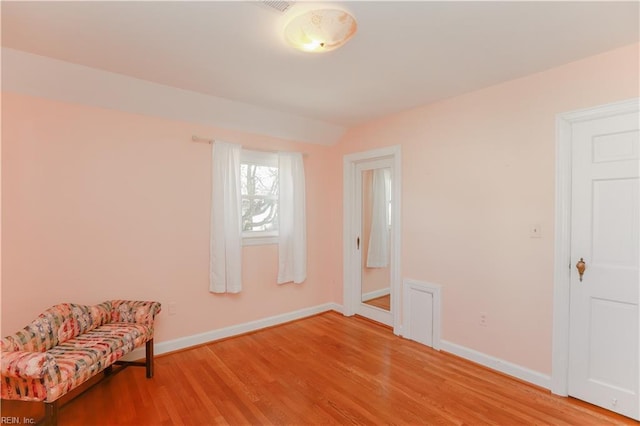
[0,300,161,403]
[110,300,161,326]
[1,351,56,379]
[0,302,114,353]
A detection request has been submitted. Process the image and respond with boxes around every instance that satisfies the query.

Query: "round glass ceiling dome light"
[284,9,357,53]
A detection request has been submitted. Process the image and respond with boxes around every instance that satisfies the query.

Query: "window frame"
[240,150,279,246]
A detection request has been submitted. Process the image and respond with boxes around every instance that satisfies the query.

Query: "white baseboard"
[440,340,551,390]
[122,302,343,361]
[124,304,550,392]
[361,288,391,302]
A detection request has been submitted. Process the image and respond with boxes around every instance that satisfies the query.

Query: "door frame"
[551,97,640,396]
[343,146,402,335]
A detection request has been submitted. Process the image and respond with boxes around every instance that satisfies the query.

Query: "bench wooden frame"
[39,339,154,426]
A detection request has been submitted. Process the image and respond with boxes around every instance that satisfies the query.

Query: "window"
[240,150,278,245]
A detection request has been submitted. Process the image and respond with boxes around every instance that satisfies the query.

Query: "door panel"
[568,112,640,420]
[592,130,638,163]
[355,159,393,326]
[588,298,637,391]
[592,179,638,266]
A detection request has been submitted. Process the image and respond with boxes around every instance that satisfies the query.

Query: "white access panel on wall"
[403,279,441,349]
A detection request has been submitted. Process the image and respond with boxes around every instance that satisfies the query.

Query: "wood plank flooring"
[1,311,637,425]
[363,294,391,311]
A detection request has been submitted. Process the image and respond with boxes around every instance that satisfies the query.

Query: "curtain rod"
[192,135,214,144]
[191,135,308,157]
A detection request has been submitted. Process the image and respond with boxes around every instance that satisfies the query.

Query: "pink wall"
[335,43,639,374]
[1,92,340,342]
[2,42,638,377]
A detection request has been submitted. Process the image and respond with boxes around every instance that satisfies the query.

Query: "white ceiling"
[2,1,639,128]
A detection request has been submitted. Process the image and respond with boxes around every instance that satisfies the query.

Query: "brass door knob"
[576,258,586,282]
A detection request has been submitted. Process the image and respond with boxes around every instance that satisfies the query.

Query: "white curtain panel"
[366,168,391,268]
[277,152,307,284]
[210,141,243,293]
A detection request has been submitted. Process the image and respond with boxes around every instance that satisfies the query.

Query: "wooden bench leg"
[145,339,154,378]
[44,401,59,426]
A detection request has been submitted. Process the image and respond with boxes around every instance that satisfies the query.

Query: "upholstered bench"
[1,300,161,425]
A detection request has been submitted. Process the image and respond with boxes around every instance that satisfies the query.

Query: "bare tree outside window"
[241,163,279,233]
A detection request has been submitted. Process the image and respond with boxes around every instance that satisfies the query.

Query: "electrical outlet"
[479,312,487,327]
[168,302,177,316]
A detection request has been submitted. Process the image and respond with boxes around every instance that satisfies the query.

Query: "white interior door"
[568,110,639,420]
[355,159,393,326]
[343,146,402,335]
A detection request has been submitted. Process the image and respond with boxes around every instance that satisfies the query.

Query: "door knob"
[576,258,586,282]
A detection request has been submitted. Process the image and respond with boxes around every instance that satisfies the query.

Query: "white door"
[343,146,402,335]
[355,159,393,327]
[568,110,639,419]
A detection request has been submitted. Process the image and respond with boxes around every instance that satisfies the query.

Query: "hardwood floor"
[363,294,391,311]
[2,312,637,425]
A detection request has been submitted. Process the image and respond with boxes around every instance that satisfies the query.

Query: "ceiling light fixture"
[284,9,357,53]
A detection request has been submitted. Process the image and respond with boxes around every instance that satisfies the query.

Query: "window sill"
[242,235,278,246]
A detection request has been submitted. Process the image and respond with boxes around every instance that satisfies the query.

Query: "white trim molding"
[361,288,391,302]
[441,340,552,390]
[122,302,342,361]
[552,97,640,396]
